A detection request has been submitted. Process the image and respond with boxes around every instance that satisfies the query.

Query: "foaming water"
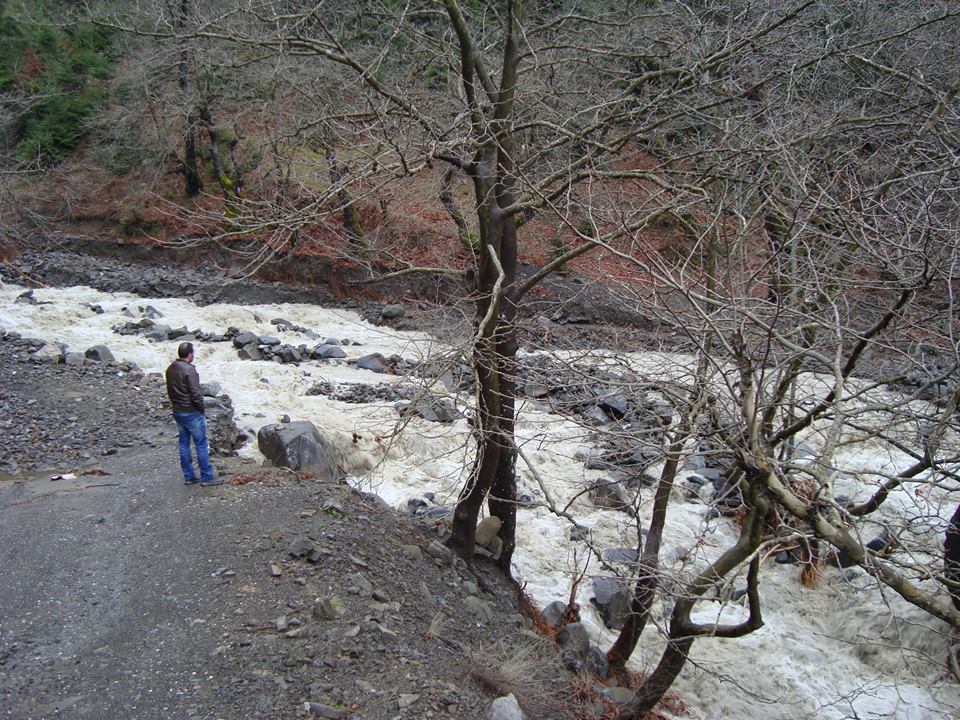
[2,281,958,720]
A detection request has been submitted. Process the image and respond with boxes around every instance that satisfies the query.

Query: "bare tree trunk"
[621,476,768,718]
[447,0,523,567]
[450,149,503,557]
[326,147,363,248]
[176,0,201,197]
[439,166,468,240]
[606,438,684,673]
[199,108,233,194]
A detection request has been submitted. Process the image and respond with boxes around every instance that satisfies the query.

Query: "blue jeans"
[173,411,215,482]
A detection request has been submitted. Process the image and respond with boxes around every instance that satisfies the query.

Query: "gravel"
[0,325,582,720]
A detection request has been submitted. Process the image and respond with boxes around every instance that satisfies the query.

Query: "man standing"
[165,342,221,486]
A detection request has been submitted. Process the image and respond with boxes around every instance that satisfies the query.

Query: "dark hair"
[177,342,194,359]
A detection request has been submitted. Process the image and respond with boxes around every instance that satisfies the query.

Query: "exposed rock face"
[257,421,340,480]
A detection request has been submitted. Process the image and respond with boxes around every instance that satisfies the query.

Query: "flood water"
[1,281,958,720]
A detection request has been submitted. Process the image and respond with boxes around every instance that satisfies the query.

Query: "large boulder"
[278,345,302,363]
[355,353,389,373]
[380,304,406,320]
[237,343,262,361]
[397,398,461,423]
[590,576,632,630]
[588,478,635,515]
[205,394,246,457]
[595,389,628,418]
[257,421,339,480]
[232,331,258,349]
[85,345,116,363]
[311,344,347,360]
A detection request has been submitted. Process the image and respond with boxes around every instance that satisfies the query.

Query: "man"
[165,342,221,486]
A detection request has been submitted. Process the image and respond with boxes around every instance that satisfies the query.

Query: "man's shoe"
[184,478,199,485]
[199,478,223,486]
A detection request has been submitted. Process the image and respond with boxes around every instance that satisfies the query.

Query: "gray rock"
[232,331,258,348]
[601,547,639,564]
[145,326,172,342]
[464,596,494,623]
[426,540,453,564]
[259,335,281,346]
[568,523,590,542]
[475,516,502,547]
[398,694,419,709]
[398,399,461,423]
[270,317,293,328]
[595,390,628,418]
[541,600,568,627]
[279,346,302,363]
[350,573,374,597]
[590,576,632,630]
[586,644,608,679]
[85,345,116,363]
[306,702,347,719]
[201,381,222,397]
[487,693,525,720]
[288,535,316,558]
[311,344,347,360]
[323,337,341,346]
[380,304,406,320]
[556,622,590,659]
[64,352,85,366]
[238,343,262,361]
[355,353,389,373]
[257,421,339,479]
[582,406,611,425]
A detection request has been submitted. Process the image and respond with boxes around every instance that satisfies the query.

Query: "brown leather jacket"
[165,359,205,414]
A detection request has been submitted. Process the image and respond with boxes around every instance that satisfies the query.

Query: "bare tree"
[96,0,960,712]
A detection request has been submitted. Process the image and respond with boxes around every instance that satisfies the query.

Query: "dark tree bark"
[199,106,242,215]
[945,504,960,612]
[176,0,201,198]
[607,439,684,674]
[439,167,469,241]
[326,147,364,247]
[621,469,768,718]
[446,0,522,569]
